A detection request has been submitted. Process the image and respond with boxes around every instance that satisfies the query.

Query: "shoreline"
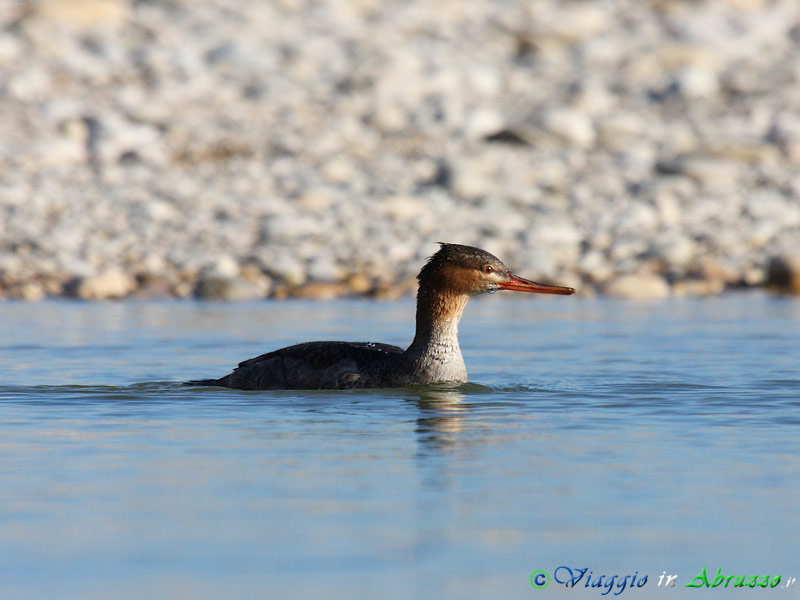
[1,270,796,302]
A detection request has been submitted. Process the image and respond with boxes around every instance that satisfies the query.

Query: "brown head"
[418,243,576,297]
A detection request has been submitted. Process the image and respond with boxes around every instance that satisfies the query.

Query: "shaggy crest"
[417,243,504,283]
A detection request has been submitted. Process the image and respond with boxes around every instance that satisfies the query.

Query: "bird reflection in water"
[409,384,471,452]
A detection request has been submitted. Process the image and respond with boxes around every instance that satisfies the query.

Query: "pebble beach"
[1,0,800,301]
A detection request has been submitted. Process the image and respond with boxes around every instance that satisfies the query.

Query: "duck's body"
[212,341,405,390]
[194,243,575,390]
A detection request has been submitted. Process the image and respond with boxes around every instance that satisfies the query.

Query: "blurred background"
[1,0,799,301]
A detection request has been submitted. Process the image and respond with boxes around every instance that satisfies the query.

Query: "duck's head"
[418,243,576,297]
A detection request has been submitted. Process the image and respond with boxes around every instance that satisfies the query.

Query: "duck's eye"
[482,264,494,274]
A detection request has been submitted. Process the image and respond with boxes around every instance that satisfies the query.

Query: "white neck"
[404,289,469,383]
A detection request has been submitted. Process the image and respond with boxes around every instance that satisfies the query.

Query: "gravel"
[1,0,799,300]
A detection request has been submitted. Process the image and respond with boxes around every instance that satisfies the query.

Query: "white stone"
[33,0,129,29]
[649,233,696,268]
[73,268,136,300]
[674,66,719,99]
[202,255,240,279]
[465,107,505,140]
[604,274,671,300]
[541,108,596,149]
[596,113,645,152]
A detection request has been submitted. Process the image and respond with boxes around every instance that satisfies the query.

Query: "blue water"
[1,294,799,599]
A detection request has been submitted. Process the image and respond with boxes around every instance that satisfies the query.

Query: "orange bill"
[499,272,576,295]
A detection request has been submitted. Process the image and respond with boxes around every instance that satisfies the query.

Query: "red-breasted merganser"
[194,243,575,390]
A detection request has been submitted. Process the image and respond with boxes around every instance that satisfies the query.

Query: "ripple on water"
[1,296,799,599]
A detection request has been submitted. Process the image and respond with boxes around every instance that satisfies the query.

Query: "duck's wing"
[208,341,404,390]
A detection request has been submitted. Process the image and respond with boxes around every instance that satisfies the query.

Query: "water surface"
[1,294,798,598]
